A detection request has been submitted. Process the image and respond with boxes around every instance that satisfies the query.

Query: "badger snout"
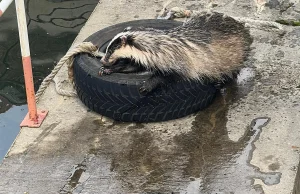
[101,57,119,66]
[100,57,109,66]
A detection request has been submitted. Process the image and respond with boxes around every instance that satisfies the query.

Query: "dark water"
[0,0,98,162]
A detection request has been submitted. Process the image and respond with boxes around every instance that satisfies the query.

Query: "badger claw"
[99,67,113,76]
[139,86,150,95]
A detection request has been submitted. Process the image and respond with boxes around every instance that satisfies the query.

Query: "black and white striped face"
[100,32,134,66]
[100,30,180,71]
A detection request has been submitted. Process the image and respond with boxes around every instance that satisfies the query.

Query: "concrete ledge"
[1,0,300,193]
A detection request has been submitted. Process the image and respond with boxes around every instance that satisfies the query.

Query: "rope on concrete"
[35,42,104,102]
[158,7,285,32]
[232,17,284,31]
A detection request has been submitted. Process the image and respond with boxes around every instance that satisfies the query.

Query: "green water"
[0,0,98,162]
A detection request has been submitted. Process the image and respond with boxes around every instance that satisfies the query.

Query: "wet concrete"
[0,0,300,193]
[0,76,281,193]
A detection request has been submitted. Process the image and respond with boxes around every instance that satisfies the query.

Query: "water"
[0,105,27,160]
[0,0,98,162]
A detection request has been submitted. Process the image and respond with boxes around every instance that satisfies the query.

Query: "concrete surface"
[0,0,300,193]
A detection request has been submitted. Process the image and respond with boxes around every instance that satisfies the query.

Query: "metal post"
[0,0,13,17]
[14,0,48,127]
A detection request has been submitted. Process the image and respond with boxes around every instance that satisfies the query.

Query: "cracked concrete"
[0,0,300,193]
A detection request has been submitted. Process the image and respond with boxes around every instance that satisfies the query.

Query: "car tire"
[73,19,217,122]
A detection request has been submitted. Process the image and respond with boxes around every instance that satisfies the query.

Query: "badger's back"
[163,12,253,80]
[106,12,253,81]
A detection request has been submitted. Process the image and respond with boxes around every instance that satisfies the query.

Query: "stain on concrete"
[22,122,60,155]
[60,163,87,193]
[269,162,281,171]
[266,0,280,9]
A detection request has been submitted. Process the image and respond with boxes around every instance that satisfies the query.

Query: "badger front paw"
[98,67,113,76]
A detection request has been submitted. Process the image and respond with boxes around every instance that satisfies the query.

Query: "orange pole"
[15,0,38,123]
[15,0,48,127]
[22,56,38,122]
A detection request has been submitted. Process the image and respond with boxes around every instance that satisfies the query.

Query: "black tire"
[73,19,217,122]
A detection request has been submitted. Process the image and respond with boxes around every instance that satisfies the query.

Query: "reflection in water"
[0,0,98,161]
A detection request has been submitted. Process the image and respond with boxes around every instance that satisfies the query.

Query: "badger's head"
[100,30,164,70]
[100,32,139,66]
[100,30,185,73]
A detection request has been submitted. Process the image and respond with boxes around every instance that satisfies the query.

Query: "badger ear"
[121,35,127,46]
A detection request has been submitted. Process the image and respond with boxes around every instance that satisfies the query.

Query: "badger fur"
[100,11,253,94]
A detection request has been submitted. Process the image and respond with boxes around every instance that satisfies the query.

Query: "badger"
[99,11,253,94]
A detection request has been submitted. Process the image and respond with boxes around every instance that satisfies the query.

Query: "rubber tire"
[73,19,217,122]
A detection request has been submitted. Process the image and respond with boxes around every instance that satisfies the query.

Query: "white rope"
[232,16,284,31]
[35,42,104,102]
